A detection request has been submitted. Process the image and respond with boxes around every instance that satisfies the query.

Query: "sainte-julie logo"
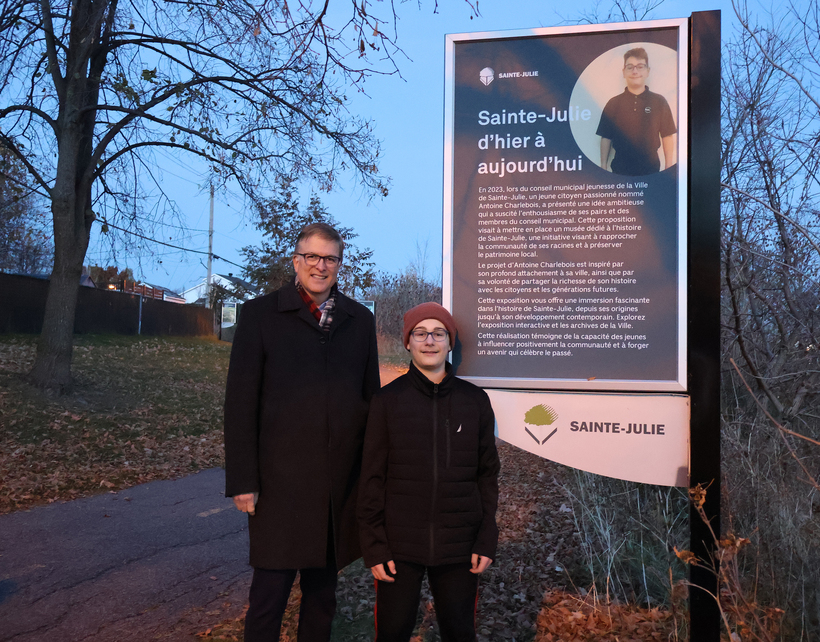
[479,67,494,86]
[524,404,559,445]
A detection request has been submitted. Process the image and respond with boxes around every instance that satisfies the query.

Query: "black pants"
[244,564,338,642]
[374,560,479,642]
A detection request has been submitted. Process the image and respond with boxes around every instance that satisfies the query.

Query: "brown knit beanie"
[402,302,457,349]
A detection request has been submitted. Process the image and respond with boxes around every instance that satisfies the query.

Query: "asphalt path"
[0,468,252,642]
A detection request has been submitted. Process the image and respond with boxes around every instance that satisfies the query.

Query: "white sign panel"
[488,389,690,486]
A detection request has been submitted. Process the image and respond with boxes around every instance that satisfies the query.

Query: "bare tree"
[720,1,820,637]
[364,267,441,344]
[0,148,52,274]
[565,0,665,25]
[0,0,469,391]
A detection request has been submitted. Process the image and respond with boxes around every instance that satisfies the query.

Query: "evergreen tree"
[241,178,375,298]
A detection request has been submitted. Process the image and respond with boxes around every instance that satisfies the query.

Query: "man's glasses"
[410,329,449,342]
[624,63,648,72]
[295,253,341,267]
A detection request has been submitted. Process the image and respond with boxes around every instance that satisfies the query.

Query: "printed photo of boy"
[596,47,677,176]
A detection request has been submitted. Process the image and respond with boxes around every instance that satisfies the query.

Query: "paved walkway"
[0,469,251,642]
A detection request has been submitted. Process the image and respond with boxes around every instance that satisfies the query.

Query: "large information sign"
[444,20,688,392]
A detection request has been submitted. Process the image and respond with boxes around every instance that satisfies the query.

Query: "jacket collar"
[407,360,454,397]
[624,85,652,98]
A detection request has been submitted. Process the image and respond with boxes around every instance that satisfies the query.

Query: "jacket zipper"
[429,383,439,565]
[446,419,452,468]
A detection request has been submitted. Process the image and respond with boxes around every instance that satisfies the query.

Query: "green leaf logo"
[523,404,559,445]
[525,404,558,426]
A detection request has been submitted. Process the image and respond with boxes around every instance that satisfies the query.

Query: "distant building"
[117,280,186,304]
[180,273,258,328]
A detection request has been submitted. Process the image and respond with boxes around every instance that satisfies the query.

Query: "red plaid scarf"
[295,278,336,331]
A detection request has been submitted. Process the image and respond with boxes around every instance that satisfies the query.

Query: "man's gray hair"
[295,223,344,259]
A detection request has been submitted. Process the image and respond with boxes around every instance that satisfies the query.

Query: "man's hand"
[232,493,257,515]
[470,554,493,574]
[370,560,397,582]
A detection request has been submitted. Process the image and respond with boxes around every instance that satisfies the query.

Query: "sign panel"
[444,20,688,391]
[357,300,376,315]
[488,389,690,486]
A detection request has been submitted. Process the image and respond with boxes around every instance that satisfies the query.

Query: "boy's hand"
[470,554,493,574]
[370,561,397,582]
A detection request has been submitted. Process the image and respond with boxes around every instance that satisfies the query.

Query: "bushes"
[364,267,441,361]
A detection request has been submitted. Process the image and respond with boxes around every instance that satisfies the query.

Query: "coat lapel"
[278,281,322,332]
[278,280,356,336]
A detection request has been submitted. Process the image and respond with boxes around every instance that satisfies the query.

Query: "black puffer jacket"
[358,362,500,568]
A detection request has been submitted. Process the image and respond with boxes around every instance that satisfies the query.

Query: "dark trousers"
[244,565,338,642]
[374,560,479,642]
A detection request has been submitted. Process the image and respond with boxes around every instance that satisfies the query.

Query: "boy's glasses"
[410,329,449,342]
[624,64,648,72]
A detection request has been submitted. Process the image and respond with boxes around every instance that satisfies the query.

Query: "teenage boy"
[358,302,500,642]
[597,47,677,176]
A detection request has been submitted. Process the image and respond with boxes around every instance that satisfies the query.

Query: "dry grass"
[0,334,230,514]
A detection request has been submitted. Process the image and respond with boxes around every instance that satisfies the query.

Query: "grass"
[0,334,230,514]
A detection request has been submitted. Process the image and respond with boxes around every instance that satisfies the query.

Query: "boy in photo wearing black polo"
[597,47,677,176]
[358,302,500,642]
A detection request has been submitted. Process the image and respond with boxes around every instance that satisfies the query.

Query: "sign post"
[687,11,721,641]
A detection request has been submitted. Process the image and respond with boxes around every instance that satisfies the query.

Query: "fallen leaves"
[537,589,679,641]
[0,335,231,515]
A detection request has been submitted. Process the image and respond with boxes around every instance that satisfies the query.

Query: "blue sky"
[84,0,735,294]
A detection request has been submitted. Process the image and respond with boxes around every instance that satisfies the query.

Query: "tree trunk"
[27,0,104,392]
[28,192,91,392]
[28,105,93,392]
[28,265,82,393]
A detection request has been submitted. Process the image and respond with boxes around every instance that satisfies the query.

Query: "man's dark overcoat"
[224,280,380,570]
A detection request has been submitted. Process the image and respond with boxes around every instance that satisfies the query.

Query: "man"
[224,223,380,642]
[597,47,677,176]
[358,302,500,642]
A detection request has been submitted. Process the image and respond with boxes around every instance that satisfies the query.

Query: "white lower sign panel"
[487,390,690,487]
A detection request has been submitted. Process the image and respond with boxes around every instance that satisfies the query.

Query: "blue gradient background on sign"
[451,27,681,383]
